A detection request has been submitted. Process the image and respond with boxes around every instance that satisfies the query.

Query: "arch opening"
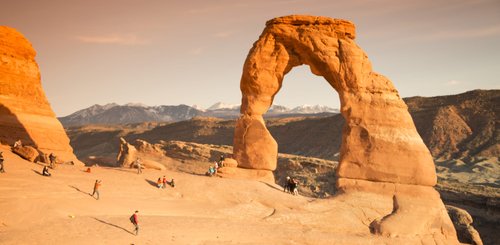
[265,64,341,159]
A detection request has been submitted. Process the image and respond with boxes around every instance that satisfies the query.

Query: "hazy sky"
[2,0,499,116]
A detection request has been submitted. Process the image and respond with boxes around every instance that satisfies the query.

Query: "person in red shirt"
[162,176,167,189]
[130,210,139,235]
[91,180,101,200]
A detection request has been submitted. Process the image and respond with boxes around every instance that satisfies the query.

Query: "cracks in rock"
[262,208,277,220]
[336,38,343,74]
[343,202,374,230]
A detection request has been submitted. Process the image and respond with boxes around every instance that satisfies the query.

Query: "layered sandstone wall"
[0,26,80,164]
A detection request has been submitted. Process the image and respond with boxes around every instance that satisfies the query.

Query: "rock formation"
[227,15,458,243]
[232,15,435,185]
[446,205,483,245]
[116,137,166,170]
[12,145,39,162]
[0,26,81,165]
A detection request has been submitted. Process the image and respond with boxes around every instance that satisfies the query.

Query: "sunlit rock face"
[228,15,459,243]
[233,15,436,186]
[0,26,81,165]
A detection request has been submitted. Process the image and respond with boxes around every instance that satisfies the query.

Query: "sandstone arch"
[232,15,436,186]
[224,15,459,242]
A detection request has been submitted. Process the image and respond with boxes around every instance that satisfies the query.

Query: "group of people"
[4,140,146,236]
[283,176,299,195]
[156,175,175,189]
[206,154,225,177]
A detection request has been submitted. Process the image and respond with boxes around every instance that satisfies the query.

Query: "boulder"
[446,205,483,245]
[116,138,168,170]
[12,145,39,162]
[116,137,138,167]
[133,139,166,158]
[222,158,238,168]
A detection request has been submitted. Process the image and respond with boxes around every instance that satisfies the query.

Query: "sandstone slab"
[12,145,38,162]
[217,166,275,183]
[337,178,458,243]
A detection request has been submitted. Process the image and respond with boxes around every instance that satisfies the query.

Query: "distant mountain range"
[59,102,340,126]
[66,89,499,163]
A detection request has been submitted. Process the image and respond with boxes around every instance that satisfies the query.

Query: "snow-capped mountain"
[289,105,339,114]
[207,102,240,111]
[59,102,339,126]
[267,105,290,114]
[59,104,203,126]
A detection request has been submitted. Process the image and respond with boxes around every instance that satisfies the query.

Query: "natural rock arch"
[232,15,436,186]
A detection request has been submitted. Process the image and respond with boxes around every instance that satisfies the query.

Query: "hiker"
[157,177,163,189]
[13,139,22,148]
[169,178,175,188]
[206,166,215,176]
[0,152,5,173]
[283,176,291,193]
[85,167,91,173]
[42,165,51,176]
[162,176,167,189]
[130,210,139,235]
[134,158,142,174]
[49,153,56,169]
[91,180,102,200]
[290,178,299,196]
[219,154,225,167]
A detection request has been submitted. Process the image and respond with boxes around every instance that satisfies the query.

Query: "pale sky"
[2,0,499,116]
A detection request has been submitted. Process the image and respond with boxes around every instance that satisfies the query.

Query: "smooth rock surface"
[233,15,436,186]
[0,26,81,165]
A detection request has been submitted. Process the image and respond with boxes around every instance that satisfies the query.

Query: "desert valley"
[0,6,499,245]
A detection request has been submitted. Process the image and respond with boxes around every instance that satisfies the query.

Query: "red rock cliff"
[0,26,81,164]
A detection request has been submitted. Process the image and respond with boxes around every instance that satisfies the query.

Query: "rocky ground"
[72,138,495,244]
[0,145,459,245]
